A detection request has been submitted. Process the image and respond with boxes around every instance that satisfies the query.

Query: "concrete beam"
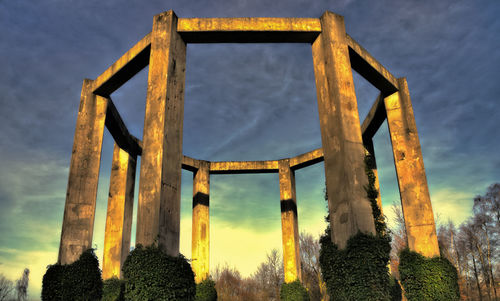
[177,17,321,43]
[312,11,376,249]
[209,160,279,174]
[361,93,386,141]
[192,161,210,283]
[182,155,202,172]
[93,32,151,96]
[102,143,136,279]
[58,79,108,264]
[105,98,142,156]
[289,148,324,171]
[136,10,187,256]
[384,78,439,257]
[279,159,301,283]
[346,34,398,95]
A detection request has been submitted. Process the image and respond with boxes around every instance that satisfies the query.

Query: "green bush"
[42,263,65,300]
[398,248,460,301]
[389,276,402,301]
[280,280,309,301]
[122,244,196,300]
[320,232,392,300]
[103,277,125,301]
[195,278,217,301]
[41,249,103,301]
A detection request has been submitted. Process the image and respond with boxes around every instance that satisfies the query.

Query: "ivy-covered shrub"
[389,276,402,301]
[122,244,196,300]
[103,277,125,301]
[398,248,460,301]
[280,280,310,301]
[320,232,392,300]
[195,278,217,301]
[41,249,103,301]
[42,263,65,300]
[318,154,393,300]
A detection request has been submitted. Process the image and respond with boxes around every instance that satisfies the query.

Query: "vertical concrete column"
[136,10,186,255]
[311,11,375,249]
[364,139,383,215]
[279,159,301,283]
[192,161,210,283]
[102,143,136,279]
[58,79,108,264]
[384,77,439,257]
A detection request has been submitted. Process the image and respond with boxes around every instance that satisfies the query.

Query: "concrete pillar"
[136,10,186,255]
[364,139,383,215]
[192,161,210,283]
[102,143,136,279]
[279,159,301,283]
[384,77,439,257]
[58,79,108,264]
[311,11,375,249]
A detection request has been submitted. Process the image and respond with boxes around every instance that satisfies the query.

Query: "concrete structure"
[58,10,440,284]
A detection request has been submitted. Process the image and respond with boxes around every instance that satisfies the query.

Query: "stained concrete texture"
[102,144,136,279]
[279,159,301,283]
[136,10,186,256]
[312,11,376,249]
[192,161,210,283]
[384,78,439,257]
[58,79,107,265]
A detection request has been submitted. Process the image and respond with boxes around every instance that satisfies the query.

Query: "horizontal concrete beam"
[210,160,279,174]
[93,32,152,96]
[177,18,321,43]
[361,93,387,141]
[346,34,398,94]
[289,148,324,171]
[182,155,203,172]
[105,98,142,156]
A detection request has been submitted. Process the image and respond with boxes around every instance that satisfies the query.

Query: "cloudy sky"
[1,0,499,298]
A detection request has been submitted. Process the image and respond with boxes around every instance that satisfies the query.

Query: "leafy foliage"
[398,248,460,301]
[195,278,217,301]
[102,277,124,301]
[122,244,195,301]
[279,280,309,301]
[318,154,392,300]
[320,232,392,300]
[41,249,103,301]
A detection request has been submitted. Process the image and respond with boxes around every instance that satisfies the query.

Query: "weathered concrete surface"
[312,11,376,249]
[136,10,186,256]
[346,35,398,95]
[105,98,142,156]
[279,159,301,283]
[177,17,321,43]
[58,79,108,265]
[209,160,278,174]
[361,93,386,142]
[182,155,202,172]
[384,78,439,257]
[192,161,210,283]
[93,32,151,96]
[289,148,324,171]
[103,144,136,279]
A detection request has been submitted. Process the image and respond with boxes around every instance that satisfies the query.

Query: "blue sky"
[1,0,499,299]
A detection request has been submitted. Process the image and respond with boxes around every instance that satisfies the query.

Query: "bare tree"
[15,268,29,301]
[252,249,283,300]
[0,274,14,301]
[300,232,328,301]
[389,201,407,279]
